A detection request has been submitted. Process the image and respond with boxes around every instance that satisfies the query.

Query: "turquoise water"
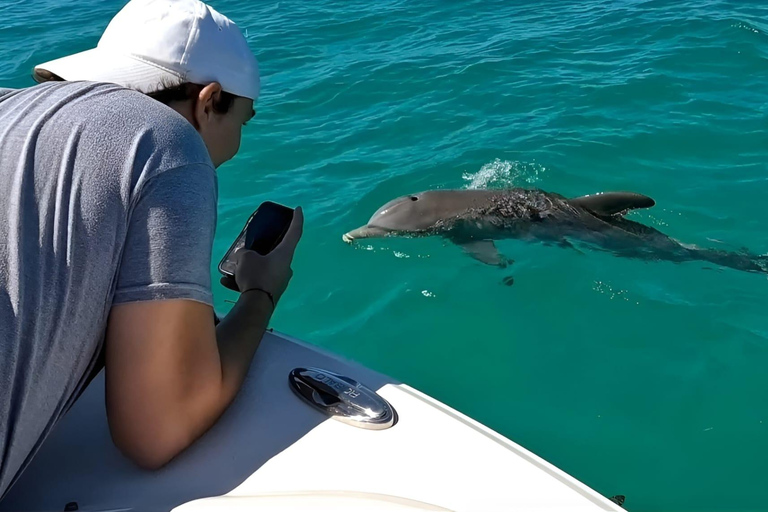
[3,0,768,509]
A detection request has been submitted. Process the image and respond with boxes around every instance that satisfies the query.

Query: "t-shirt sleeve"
[113,163,217,306]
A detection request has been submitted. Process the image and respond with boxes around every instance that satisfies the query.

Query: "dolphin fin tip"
[571,192,656,216]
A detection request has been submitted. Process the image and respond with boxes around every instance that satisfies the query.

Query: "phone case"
[218,210,258,278]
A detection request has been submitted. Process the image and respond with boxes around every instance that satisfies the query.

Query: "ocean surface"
[2,0,768,510]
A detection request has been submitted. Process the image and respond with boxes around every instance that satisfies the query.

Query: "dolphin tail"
[692,248,768,274]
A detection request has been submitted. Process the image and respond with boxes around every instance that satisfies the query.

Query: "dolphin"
[343,188,768,274]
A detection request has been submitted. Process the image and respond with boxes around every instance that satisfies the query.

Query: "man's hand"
[220,207,303,303]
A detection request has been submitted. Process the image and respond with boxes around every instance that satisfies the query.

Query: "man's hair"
[32,72,235,114]
[146,80,235,114]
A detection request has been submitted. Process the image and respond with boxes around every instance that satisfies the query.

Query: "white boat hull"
[0,331,624,512]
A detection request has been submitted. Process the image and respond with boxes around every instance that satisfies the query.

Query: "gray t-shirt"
[0,81,218,496]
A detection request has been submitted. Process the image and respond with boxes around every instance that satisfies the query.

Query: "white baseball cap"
[33,0,260,100]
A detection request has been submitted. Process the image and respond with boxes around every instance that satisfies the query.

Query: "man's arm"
[104,208,302,469]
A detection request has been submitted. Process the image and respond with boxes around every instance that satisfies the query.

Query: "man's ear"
[193,82,223,130]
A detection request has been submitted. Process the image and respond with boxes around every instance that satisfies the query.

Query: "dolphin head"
[343,190,487,243]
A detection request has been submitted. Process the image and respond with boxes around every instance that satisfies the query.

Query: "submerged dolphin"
[343,188,768,274]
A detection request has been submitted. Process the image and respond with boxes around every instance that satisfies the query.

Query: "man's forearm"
[215,289,274,402]
[105,294,274,470]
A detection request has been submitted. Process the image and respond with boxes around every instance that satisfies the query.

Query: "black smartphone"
[218,201,295,278]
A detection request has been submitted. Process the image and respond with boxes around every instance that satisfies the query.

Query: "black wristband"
[242,287,276,310]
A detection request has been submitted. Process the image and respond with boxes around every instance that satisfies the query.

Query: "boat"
[0,330,626,511]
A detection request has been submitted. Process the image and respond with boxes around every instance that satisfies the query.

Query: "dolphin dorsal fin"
[570,192,655,216]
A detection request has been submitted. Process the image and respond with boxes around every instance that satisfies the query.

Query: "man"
[0,0,302,497]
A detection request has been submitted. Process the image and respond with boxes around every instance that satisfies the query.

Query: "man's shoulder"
[61,81,213,170]
[75,82,196,132]
[32,81,199,133]
[0,81,213,175]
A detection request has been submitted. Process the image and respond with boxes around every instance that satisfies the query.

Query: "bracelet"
[242,287,276,311]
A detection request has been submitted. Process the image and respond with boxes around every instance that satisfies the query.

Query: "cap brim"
[34,48,183,94]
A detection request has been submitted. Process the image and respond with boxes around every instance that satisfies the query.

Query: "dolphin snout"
[342,226,386,243]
